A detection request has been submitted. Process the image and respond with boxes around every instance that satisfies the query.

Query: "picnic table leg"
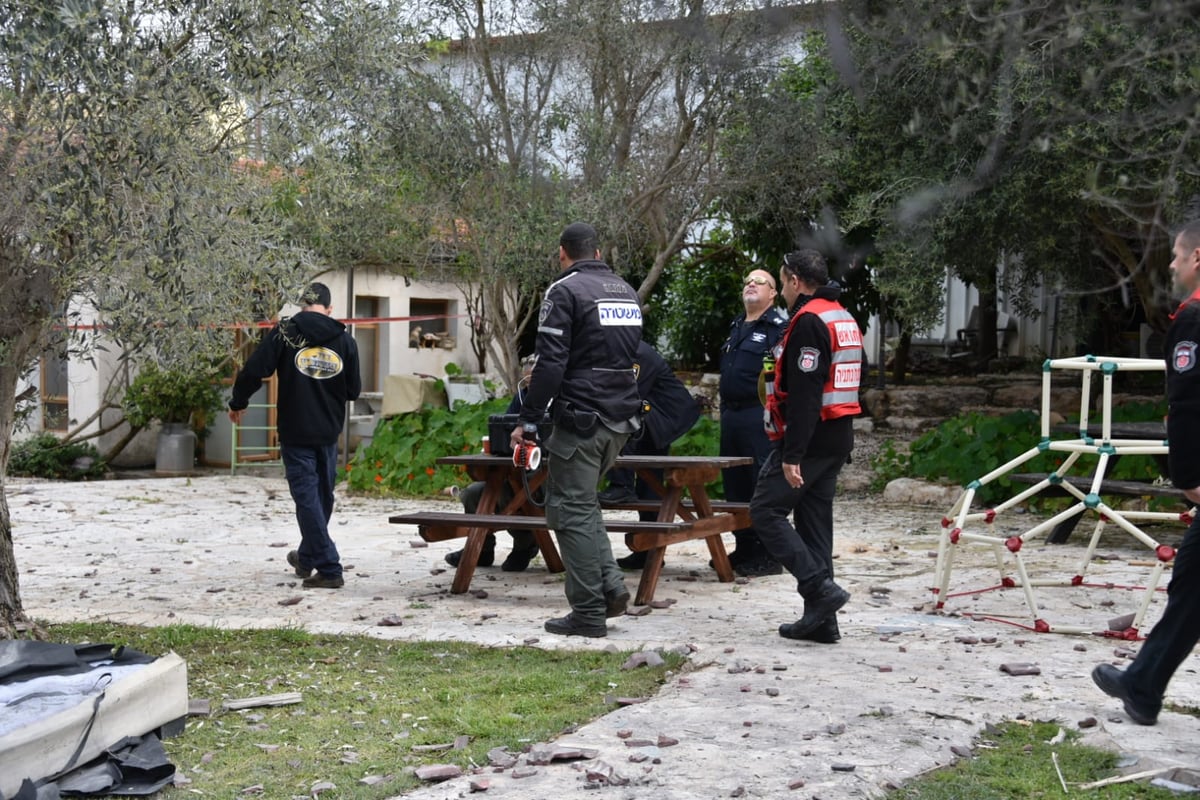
[451,527,487,594]
[533,530,564,572]
[634,547,668,606]
[705,536,734,582]
[450,473,506,594]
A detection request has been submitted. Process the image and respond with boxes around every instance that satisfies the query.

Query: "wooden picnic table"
[389,454,752,605]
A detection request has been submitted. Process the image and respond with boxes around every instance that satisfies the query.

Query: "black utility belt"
[723,399,762,411]
[553,401,600,437]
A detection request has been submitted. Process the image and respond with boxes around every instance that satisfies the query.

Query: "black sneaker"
[302,573,344,589]
[605,589,631,618]
[501,546,538,572]
[444,538,496,568]
[735,556,783,577]
[711,548,754,570]
[287,550,312,579]
[544,613,607,638]
[1091,664,1158,725]
[779,616,841,644]
[616,552,647,570]
[598,487,638,506]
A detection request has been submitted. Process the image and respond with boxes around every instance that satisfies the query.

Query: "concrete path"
[8,473,1198,798]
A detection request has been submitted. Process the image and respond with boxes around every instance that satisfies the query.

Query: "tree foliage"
[723,0,1200,372]
[0,0,423,636]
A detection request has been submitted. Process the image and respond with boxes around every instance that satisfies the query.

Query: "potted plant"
[122,364,224,474]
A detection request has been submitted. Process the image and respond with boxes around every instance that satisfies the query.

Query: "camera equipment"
[487,413,553,457]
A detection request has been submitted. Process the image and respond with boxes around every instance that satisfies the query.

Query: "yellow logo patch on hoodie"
[295,347,344,379]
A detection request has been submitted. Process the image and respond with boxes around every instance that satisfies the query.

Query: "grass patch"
[892,720,1180,799]
[43,621,684,799]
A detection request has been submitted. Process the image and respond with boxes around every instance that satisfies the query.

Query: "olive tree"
[0,0,422,636]
[406,0,801,389]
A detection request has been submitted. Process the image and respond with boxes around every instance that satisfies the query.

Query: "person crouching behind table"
[749,249,862,644]
[444,359,539,572]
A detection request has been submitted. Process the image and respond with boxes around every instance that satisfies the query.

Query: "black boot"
[780,615,840,643]
[780,578,850,639]
[617,551,647,569]
[501,545,538,572]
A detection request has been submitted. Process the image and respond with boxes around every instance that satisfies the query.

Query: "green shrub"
[9,433,107,480]
[123,363,224,428]
[347,401,727,499]
[347,399,510,495]
[667,415,724,497]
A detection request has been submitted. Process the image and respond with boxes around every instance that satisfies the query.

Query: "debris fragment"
[999,662,1041,676]
[222,692,302,711]
[414,764,463,782]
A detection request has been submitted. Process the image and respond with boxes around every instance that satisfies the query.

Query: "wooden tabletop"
[436,454,753,469]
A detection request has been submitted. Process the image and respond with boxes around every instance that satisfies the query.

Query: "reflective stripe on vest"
[772,298,862,424]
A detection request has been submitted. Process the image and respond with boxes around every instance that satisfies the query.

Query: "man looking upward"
[719,268,788,576]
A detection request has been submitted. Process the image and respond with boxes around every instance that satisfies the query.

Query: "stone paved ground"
[8,453,1199,798]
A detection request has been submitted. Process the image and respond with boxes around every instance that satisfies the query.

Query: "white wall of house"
[19,270,482,468]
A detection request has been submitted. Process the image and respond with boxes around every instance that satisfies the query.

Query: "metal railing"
[230,402,282,474]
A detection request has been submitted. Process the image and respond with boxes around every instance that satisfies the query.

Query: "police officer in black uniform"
[719,268,788,576]
[1092,218,1200,724]
[510,222,643,638]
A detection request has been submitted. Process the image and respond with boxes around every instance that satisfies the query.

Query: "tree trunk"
[890,329,912,385]
[976,284,1000,364]
[0,362,32,638]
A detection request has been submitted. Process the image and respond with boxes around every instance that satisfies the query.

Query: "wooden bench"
[598,499,748,514]
[389,510,735,605]
[388,512,692,542]
[1009,473,1186,543]
[1009,473,1183,499]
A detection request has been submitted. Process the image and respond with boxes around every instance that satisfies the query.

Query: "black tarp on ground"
[0,641,177,799]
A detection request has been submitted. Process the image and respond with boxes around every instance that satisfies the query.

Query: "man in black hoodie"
[228,282,362,589]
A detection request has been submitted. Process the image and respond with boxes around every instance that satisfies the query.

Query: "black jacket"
[636,341,700,449]
[1166,294,1200,490]
[520,259,642,426]
[229,311,362,447]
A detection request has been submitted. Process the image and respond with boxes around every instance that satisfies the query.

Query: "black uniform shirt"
[778,285,854,465]
[520,259,642,426]
[719,306,788,406]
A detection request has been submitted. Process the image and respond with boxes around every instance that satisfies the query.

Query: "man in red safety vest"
[750,249,863,644]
